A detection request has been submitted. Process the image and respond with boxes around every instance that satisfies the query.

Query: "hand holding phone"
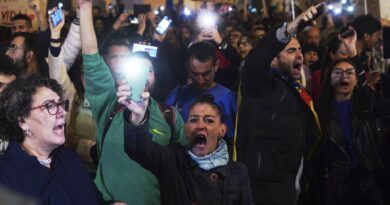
[297,3,326,32]
[123,57,150,103]
[48,3,63,28]
[155,16,172,35]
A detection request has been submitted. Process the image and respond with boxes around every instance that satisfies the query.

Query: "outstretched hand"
[287,3,325,35]
[48,7,65,38]
[117,80,149,124]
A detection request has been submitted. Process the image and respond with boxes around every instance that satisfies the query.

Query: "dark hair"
[239,33,257,47]
[105,38,130,55]
[11,32,49,77]
[317,58,358,129]
[93,15,106,24]
[0,77,63,142]
[0,55,18,76]
[189,94,226,123]
[187,41,217,66]
[302,44,319,55]
[320,33,344,77]
[11,14,32,28]
[350,15,381,40]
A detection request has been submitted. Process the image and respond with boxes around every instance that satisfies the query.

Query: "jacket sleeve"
[240,29,288,96]
[171,108,186,145]
[237,163,254,205]
[123,110,177,178]
[48,49,77,109]
[82,52,116,127]
[62,22,81,70]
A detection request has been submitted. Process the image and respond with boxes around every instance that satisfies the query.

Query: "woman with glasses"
[0,77,101,205]
[318,58,390,205]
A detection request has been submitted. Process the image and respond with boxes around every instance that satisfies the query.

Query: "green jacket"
[83,53,186,204]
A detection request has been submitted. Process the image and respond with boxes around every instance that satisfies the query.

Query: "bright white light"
[327,4,334,10]
[184,7,191,16]
[58,3,63,8]
[341,0,347,4]
[197,10,218,28]
[154,10,159,15]
[250,8,257,13]
[122,57,147,79]
[334,7,342,14]
[228,6,233,12]
[346,5,354,12]
[160,6,165,11]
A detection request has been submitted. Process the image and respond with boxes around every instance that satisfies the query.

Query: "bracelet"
[50,38,61,43]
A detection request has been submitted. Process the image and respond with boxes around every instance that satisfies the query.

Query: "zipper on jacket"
[329,135,351,170]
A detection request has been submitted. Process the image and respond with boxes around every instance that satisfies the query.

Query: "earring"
[23,126,30,136]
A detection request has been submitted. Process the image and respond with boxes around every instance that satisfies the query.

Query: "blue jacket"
[0,142,100,205]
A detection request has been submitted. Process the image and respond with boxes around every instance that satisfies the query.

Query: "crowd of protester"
[0,0,389,204]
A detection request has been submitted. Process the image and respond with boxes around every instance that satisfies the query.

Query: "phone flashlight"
[197,10,218,29]
[122,57,149,103]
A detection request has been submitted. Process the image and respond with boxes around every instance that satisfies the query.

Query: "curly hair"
[0,76,63,142]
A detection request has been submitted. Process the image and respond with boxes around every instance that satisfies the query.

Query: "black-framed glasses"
[6,44,24,53]
[189,70,213,78]
[31,100,69,115]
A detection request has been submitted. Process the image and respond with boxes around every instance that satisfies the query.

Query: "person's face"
[180,27,191,40]
[275,38,303,80]
[106,45,130,75]
[330,43,349,61]
[306,27,321,47]
[20,87,67,151]
[229,30,242,46]
[0,74,16,93]
[143,59,155,92]
[94,19,105,33]
[188,57,217,90]
[330,61,357,98]
[303,51,319,66]
[364,30,381,50]
[238,36,253,58]
[6,36,28,72]
[12,19,33,34]
[252,29,266,40]
[186,103,226,157]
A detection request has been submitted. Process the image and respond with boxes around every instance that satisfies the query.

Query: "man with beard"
[79,0,186,203]
[235,4,324,205]
[118,92,254,205]
[5,32,48,77]
[165,41,237,143]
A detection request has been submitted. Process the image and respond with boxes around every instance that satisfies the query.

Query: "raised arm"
[80,0,97,54]
[241,4,324,95]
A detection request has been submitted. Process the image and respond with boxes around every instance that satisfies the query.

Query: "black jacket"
[123,111,254,205]
[236,29,323,205]
[322,89,390,204]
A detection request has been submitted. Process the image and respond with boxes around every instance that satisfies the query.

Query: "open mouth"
[193,134,207,148]
[293,63,302,70]
[53,124,64,134]
[338,81,350,86]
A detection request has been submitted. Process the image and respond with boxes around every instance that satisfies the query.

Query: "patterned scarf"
[187,139,229,170]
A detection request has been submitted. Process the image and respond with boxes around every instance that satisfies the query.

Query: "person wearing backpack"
[79,1,186,203]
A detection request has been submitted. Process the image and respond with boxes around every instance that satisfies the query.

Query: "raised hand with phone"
[48,5,65,45]
[339,26,357,58]
[287,3,326,36]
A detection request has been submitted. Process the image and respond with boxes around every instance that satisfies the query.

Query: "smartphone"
[124,57,149,103]
[129,16,139,24]
[133,4,151,16]
[155,16,172,35]
[297,3,326,31]
[133,44,158,57]
[48,3,63,27]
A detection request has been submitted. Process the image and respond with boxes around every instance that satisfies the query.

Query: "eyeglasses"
[331,69,356,78]
[6,44,24,53]
[31,100,69,115]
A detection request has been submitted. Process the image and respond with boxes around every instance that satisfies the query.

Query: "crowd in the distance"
[0,0,390,204]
